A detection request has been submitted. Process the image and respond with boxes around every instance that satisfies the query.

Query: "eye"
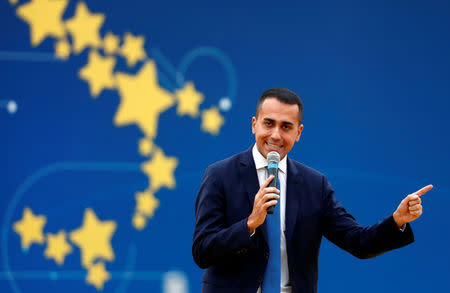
[264,121,272,126]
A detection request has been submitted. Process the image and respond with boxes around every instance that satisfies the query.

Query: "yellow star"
[54,38,71,60]
[135,190,159,218]
[141,148,178,192]
[16,0,68,46]
[13,207,46,249]
[201,106,225,135]
[103,32,120,55]
[114,60,174,138]
[86,261,111,290]
[69,208,116,268]
[132,212,147,230]
[79,50,116,98]
[65,1,105,54]
[13,207,47,249]
[119,32,147,67]
[138,138,154,156]
[174,82,204,118]
[44,230,73,265]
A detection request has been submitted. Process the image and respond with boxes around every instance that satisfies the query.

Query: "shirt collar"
[252,144,287,174]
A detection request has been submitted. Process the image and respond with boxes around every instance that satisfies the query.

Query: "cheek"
[283,135,296,145]
[256,128,269,138]
[258,134,268,142]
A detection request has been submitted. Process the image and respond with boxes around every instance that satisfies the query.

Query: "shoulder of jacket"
[289,158,327,180]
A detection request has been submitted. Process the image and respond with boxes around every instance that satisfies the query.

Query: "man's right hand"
[247,175,280,235]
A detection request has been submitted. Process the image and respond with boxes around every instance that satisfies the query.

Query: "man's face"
[252,97,303,159]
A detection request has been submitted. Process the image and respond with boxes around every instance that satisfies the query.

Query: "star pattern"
[86,261,111,290]
[55,39,71,60]
[13,207,47,249]
[44,230,73,265]
[119,32,147,67]
[16,0,68,46]
[135,190,159,217]
[79,50,116,97]
[7,0,233,290]
[103,32,120,55]
[132,212,147,230]
[65,1,105,54]
[69,208,116,268]
[174,81,204,117]
[138,138,154,156]
[201,106,225,135]
[10,1,232,288]
[141,149,178,192]
[114,60,174,138]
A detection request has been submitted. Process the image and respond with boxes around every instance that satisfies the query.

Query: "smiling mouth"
[266,142,282,149]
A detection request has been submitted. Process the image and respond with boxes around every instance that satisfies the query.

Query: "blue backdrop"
[1,0,449,292]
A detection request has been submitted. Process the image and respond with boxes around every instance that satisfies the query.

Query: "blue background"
[1,0,449,292]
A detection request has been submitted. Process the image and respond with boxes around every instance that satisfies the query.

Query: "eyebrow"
[263,117,295,126]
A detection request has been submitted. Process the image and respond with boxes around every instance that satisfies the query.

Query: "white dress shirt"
[252,145,292,293]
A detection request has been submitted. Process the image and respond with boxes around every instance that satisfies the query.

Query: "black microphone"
[266,151,280,214]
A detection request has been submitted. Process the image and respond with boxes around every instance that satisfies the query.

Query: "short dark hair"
[255,88,303,123]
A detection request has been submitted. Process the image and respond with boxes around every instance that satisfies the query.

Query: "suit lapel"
[285,158,303,243]
[239,146,268,244]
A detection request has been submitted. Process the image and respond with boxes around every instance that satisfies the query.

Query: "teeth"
[267,142,281,149]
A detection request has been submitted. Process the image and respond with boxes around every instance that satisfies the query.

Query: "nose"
[270,127,282,141]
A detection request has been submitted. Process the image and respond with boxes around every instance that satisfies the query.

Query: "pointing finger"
[262,175,275,188]
[414,184,434,197]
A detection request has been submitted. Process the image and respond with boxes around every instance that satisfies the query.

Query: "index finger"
[414,184,434,197]
[262,175,275,189]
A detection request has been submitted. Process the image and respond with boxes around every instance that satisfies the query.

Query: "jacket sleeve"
[321,176,414,259]
[192,166,255,269]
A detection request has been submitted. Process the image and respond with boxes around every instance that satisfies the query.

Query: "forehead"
[257,98,299,123]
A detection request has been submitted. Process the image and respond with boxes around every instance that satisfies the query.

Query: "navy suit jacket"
[192,147,414,293]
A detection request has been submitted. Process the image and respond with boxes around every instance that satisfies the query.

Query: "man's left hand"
[393,184,433,228]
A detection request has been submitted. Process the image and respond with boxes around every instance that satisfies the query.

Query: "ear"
[251,116,256,134]
[296,124,304,142]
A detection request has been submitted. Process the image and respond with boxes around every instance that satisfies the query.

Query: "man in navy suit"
[192,88,433,293]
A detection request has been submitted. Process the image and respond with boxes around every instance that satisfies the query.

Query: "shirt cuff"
[399,224,406,232]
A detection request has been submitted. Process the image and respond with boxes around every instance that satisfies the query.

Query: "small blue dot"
[50,271,58,280]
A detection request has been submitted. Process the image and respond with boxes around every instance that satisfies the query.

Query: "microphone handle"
[266,167,278,215]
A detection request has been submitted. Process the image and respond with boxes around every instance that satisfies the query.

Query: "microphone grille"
[267,151,280,164]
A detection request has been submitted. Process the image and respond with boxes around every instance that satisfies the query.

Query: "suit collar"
[239,145,268,244]
[285,157,303,243]
[238,145,260,206]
